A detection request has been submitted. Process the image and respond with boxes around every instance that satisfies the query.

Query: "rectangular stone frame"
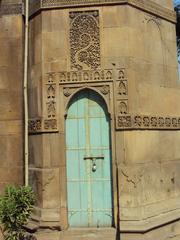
[58,74,118,229]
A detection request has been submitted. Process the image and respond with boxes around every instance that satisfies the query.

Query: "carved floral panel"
[69,10,101,70]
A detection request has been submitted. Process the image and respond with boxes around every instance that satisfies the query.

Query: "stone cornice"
[0,3,23,15]
[29,0,176,23]
[0,1,176,23]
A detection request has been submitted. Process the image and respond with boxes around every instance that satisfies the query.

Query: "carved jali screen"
[69,10,101,70]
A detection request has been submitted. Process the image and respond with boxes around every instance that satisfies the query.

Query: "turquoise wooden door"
[66,89,113,227]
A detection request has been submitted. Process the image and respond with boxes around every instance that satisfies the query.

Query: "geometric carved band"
[59,69,113,83]
[117,115,180,130]
[29,114,180,133]
[29,0,176,23]
[0,4,23,15]
[28,119,58,134]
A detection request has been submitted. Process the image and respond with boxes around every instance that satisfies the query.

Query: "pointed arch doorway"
[65,89,113,228]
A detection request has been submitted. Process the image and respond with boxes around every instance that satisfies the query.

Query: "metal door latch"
[84,155,104,172]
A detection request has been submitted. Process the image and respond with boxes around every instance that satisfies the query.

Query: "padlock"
[92,162,97,172]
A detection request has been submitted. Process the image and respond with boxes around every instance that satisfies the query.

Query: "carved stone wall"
[29,67,180,133]
[28,73,58,133]
[27,3,180,239]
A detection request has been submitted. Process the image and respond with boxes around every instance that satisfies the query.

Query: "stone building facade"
[1,0,180,239]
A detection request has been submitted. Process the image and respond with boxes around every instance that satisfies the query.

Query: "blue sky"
[174,0,180,6]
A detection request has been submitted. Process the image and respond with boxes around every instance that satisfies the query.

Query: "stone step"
[60,228,117,240]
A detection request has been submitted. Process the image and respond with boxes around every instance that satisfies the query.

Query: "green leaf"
[0,185,36,240]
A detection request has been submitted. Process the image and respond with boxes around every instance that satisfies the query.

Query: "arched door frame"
[59,83,118,230]
[64,86,111,116]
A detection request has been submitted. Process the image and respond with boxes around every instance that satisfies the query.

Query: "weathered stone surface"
[0,0,179,240]
[0,13,23,192]
[27,1,180,237]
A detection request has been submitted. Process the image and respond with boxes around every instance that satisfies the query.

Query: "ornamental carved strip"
[28,119,42,133]
[59,69,113,83]
[28,118,58,134]
[29,0,176,23]
[115,68,129,116]
[69,10,101,71]
[44,73,58,132]
[41,0,126,7]
[28,72,59,134]
[117,115,180,130]
[46,73,56,118]
[62,84,111,116]
[0,3,23,15]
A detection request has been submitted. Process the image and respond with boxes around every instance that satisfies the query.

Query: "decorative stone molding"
[29,73,59,134]
[59,69,113,84]
[117,114,180,130]
[46,73,57,120]
[44,119,57,130]
[41,0,125,6]
[29,0,176,23]
[28,119,42,133]
[0,1,175,22]
[31,68,180,133]
[28,118,58,134]
[62,83,112,116]
[100,85,110,95]
[70,10,100,70]
[0,3,23,15]
[114,68,129,118]
[63,88,73,97]
[42,73,59,132]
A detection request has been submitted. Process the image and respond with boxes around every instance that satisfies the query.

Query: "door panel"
[66,90,113,227]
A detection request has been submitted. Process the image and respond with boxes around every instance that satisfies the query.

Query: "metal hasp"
[84,156,104,172]
[84,155,104,160]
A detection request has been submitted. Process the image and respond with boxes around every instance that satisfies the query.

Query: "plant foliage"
[0,186,35,240]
